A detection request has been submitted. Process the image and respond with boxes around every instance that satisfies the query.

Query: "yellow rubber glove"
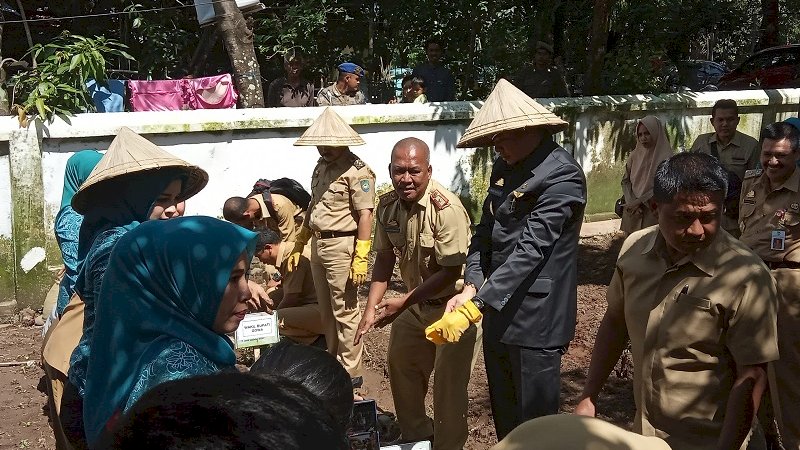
[286,227,312,273]
[350,239,371,286]
[425,300,483,344]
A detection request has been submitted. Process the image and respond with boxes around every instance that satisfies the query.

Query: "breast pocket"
[660,293,724,349]
[323,179,349,209]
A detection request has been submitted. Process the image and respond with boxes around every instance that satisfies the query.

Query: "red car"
[718,45,800,90]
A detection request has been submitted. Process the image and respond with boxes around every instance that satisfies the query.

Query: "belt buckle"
[313,230,322,239]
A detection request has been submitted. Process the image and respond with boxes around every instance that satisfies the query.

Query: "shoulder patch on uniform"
[379,190,398,206]
[353,158,365,169]
[744,168,763,179]
[430,189,450,210]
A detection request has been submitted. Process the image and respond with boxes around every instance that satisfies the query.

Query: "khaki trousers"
[41,293,85,450]
[387,302,482,450]
[310,235,363,377]
[771,268,800,449]
[278,303,323,345]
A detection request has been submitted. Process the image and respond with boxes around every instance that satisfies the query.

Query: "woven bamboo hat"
[293,107,366,147]
[456,78,569,148]
[72,127,209,213]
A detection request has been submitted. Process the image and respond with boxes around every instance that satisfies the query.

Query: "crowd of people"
[34,64,800,450]
[266,39,569,107]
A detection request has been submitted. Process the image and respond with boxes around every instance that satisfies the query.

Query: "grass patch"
[586,162,625,216]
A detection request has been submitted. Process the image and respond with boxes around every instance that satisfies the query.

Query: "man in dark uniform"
[510,41,570,99]
[426,78,586,440]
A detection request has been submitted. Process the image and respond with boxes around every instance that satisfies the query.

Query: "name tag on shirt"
[235,312,280,348]
[771,230,786,251]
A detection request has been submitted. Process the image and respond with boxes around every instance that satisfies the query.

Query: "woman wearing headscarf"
[52,150,104,319]
[82,216,256,446]
[620,116,673,235]
[56,127,207,448]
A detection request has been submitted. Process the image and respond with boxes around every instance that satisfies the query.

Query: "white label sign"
[234,312,280,348]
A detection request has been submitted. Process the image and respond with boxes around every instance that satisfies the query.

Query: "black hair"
[250,340,353,430]
[105,372,348,450]
[402,74,425,89]
[762,121,800,153]
[254,228,281,253]
[653,152,728,204]
[424,38,443,51]
[711,99,739,117]
[222,197,248,222]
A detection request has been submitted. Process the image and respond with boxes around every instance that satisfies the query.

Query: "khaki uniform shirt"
[250,193,304,242]
[609,226,778,449]
[269,242,316,307]
[690,131,760,181]
[316,83,366,106]
[307,150,375,233]
[374,180,471,299]
[739,168,800,262]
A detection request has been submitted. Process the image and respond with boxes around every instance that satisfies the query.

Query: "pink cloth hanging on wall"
[128,74,238,112]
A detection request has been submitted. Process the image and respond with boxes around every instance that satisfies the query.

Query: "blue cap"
[338,62,365,77]
[785,117,800,132]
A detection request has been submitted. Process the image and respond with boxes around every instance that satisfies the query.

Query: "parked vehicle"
[718,45,800,90]
[663,60,726,92]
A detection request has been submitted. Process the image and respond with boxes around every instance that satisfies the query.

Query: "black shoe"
[351,376,364,389]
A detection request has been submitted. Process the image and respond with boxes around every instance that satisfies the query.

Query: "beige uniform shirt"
[250,193,304,242]
[269,242,316,307]
[608,226,778,449]
[739,168,800,263]
[307,150,375,233]
[690,131,760,182]
[373,180,470,299]
[316,84,367,106]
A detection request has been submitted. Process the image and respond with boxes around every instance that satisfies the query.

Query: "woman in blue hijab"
[53,150,104,317]
[59,128,207,448]
[82,216,256,445]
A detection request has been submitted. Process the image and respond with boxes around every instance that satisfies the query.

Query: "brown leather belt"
[765,260,800,270]
[313,230,357,239]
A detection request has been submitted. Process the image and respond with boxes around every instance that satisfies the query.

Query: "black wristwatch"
[472,297,486,311]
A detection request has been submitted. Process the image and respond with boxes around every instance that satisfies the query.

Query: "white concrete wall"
[3,89,800,240]
[37,121,474,232]
[0,154,10,238]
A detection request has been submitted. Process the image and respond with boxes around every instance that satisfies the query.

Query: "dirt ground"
[0,232,631,450]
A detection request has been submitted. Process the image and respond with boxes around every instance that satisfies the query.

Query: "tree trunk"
[213,0,264,108]
[758,0,779,50]
[584,0,614,95]
[189,27,219,77]
[0,10,8,115]
[530,1,561,50]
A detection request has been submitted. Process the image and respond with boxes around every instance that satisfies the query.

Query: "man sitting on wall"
[317,62,368,106]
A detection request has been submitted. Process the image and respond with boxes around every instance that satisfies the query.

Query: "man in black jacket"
[426,79,586,440]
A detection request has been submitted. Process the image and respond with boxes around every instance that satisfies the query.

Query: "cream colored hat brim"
[457,78,569,148]
[293,107,366,146]
[72,127,208,213]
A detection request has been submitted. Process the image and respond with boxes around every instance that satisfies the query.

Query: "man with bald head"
[356,138,481,449]
[222,191,303,241]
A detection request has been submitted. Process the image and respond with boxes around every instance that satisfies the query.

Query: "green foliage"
[9,32,133,122]
[253,0,347,66]
[123,3,197,78]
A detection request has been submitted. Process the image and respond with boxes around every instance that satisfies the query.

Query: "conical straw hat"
[457,78,568,148]
[72,127,209,213]
[293,107,366,146]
